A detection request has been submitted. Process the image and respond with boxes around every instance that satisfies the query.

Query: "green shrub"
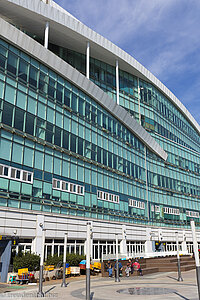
[45,254,63,267]
[13,252,40,272]
[45,253,85,267]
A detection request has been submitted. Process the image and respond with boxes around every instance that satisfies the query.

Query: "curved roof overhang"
[0,0,199,137]
[0,17,167,160]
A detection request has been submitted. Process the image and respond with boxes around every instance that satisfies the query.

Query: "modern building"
[0,0,200,282]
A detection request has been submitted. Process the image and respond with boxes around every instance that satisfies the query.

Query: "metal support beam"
[86,41,90,79]
[44,21,49,49]
[116,60,119,105]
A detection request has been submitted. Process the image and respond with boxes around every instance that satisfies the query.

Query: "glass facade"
[0,36,200,229]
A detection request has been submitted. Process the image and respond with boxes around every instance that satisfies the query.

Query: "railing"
[102,250,190,261]
[143,250,189,258]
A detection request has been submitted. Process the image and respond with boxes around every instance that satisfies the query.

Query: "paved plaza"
[0,269,199,300]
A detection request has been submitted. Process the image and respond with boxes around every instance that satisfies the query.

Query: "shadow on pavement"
[45,285,56,294]
[167,276,178,281]
[174,291,190,300]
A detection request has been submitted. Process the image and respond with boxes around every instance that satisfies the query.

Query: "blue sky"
[54,0,200,125]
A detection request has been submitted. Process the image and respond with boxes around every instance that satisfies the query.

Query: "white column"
[191,220,200,266]
[182,231,187,253]
[137,78,141,125]
[33,215,45,256]
[116,60,119,105]
[44,21,49,49]
[40,228,46,266]
[145,228,153,256]
[86,41,90,79]
[120,225,127,257]
[90,222,93,260]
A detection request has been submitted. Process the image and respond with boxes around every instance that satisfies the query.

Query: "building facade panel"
[0,0,200,281]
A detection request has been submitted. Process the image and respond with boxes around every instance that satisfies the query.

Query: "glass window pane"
[56,83,63,103]
[29,66,38,88]
[48,78,56,98]
[54,127,61,146]
[64,89,70,107]
[7,52,18,75]
[63,131,69,149]
[71,94,77,112]
[0,54,6,70]
[70,134,76,153]
[78,97,84,116]
[39,72,48,94]
[16,170,21,179]
[14,108,24,131]
[78,137,83,155]
[2,102,13,126]
[18,59,28,82]
[46,122,53,143]
[25,113,35,135]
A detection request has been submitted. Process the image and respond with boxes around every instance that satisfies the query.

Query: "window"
[186,211,199,218]
[14,108,24,131]
[18,59,28,82]
[7,52,18,75]
[54,127,61,146]
[129,199,145,209]
[0,164,33,183]
[70,134,77,153]
[63,131,69,149]
[2,102,13,127]
[64,89,70,107]
[163,207,180,215]
[52,178,84,195]
[25,113,35,135]
[97,190,119,203]
[48,78,56,98]
[29,66,38,88]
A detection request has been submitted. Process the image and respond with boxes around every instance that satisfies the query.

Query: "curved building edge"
[0,17,168,160]
[0,0,199,136]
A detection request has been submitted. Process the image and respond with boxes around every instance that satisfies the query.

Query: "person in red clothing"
[133,259,143,276]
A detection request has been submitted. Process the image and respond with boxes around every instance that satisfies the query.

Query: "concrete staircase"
[101,255,195,277]
[145,256,195,272]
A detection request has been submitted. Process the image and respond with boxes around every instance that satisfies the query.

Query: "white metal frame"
[129,198,145,209]
[0,163,33,184]
[52,178,84,195]
[97,190,119,203]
